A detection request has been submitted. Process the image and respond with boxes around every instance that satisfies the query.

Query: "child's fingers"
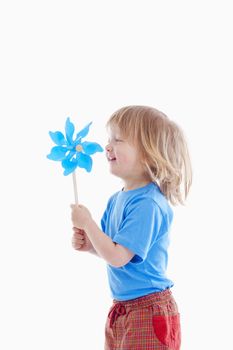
[72,232,85,246]
[72,227,85,234]
[73,243,82,249]
[73,233,85,241]
[73,244,82,249]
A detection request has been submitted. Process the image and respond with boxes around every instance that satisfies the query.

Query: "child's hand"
[70,204,92,230]
[72,227,93,252]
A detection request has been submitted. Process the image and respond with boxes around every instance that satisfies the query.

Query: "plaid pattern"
[105,289,181,350]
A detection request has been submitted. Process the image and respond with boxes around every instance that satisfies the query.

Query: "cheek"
[116,152,132,165]
[115,144,138,164]
[118,153,128,162]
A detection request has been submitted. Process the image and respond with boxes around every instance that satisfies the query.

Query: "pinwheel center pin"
[76,144,83,152]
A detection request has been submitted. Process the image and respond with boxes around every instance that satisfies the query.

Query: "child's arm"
[71,204,134,267]
[72,227,99,256]
[84,219,134,267]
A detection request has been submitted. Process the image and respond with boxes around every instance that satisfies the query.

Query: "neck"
[123,177,151,192]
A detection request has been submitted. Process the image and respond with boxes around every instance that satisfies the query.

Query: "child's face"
[105,126,145,182]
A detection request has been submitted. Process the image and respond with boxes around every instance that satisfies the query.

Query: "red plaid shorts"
[105,289,181,350]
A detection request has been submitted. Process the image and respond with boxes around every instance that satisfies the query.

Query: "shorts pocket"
[152,314,181,350]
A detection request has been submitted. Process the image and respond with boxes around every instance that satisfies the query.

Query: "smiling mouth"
[108,157,117,162]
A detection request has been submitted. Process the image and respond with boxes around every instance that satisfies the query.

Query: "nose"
[105,143,113,152]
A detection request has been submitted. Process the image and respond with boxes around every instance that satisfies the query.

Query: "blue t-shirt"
[101,182,174,301]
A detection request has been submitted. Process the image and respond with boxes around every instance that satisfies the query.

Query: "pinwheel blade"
[82,141,104,155]
[62,158,78,176]
[77,152,93,172]
[75,122,92,142]
[65,117,75,145]
[48,131,67,146]
[47,146,68,161]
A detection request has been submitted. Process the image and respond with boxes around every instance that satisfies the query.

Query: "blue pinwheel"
[47,117,104,176]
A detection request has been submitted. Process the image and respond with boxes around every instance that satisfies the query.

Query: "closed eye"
[115,138,123,142]
[107,138,123,143]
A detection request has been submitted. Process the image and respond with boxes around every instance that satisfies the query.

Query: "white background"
[0,1,232,349]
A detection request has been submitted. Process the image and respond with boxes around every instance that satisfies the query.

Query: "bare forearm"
[70,204,133,266]
[89,247,99,257]
[84,219,120,266]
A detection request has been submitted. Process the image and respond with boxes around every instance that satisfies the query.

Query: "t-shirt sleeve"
[101,209,107,232]
[113,198,163,263]
[100,194,115,232]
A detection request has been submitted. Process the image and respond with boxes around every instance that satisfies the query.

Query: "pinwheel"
[47,117,103,203]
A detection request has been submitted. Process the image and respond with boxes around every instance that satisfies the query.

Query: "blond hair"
[106,105,192,205]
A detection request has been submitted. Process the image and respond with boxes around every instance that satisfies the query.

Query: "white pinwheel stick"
[72,170,78,204]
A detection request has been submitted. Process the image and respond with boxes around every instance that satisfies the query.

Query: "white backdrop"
[1,1,232,349]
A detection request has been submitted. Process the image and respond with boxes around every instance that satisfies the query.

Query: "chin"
[109,169,121,178]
